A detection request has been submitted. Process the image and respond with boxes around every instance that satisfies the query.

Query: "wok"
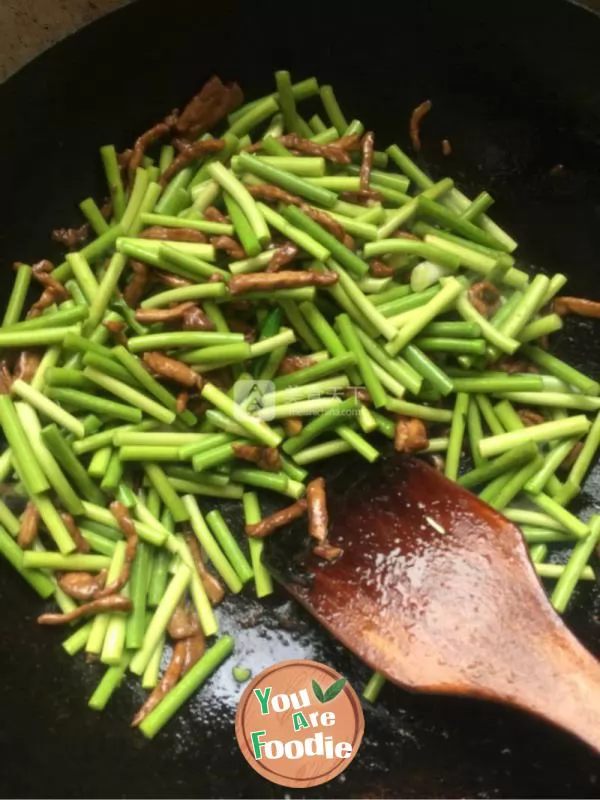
[1,0,600,796]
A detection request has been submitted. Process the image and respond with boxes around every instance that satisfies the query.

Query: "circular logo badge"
[235,659,364,789]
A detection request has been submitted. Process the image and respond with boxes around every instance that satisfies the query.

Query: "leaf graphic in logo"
[323,677,347,702]
[311,679,326,703]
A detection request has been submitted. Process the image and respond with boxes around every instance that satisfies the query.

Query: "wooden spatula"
[270,455,600,753]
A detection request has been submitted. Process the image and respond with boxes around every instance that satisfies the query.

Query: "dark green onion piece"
[205,510,253,584]
[273,353,357,390]
[298,302,361,384]
[147,549,171,608]
[227,97,279,138]
[0,525,54,598]
[475,394,505,436]
[452,376,543,394]
[2,263,32,326]
[81,353,137,386]
[319,85,348,134]
[526,491,589,538]
[79,198,110,236]
[100,144,126,220]
[459,441,538,489]
[551,517,600,613]
[283,396,360,455]
[160,245,229,281]
[201,383,281,448]
[362,672,386,704]
[237,152,337,209]
[479,416,591,459]
[41,425,105,504]
[284,205,369,277]
[83,367,175,425]
[11,379,86,438]
[52,224,124,283]
[275,70,301,134]
[461,191,494,222]
[154,168,193,215]
[563,410,600,489]
[486,453,544,511]
[128,331,243,352]
[223,193,261,257]
[525,437,579,495]
[145,463,189,523]
[257,203,331,261]
[445,393,469,481]
[0,326,73,349]
[414,337,487,355]
[229,78,319,125]
[84,252,128,335]
[337,315,387,408]
[0,396,49,496]
[354,327,423,396]
[261,135,293,157]
[385,278,464,357]
[88,653,131,711]
[183,496,243,592]
[417,196,508,251]
[208,161,270,245]
[378,286,440,318]
[521,526,574,544]
[46,387,142,424]
[337,426,380,463]
[138,636,234,739]
[113,346,196,427]
[522,345,600,397]
[494,391,600,412]
[467,398,485,468]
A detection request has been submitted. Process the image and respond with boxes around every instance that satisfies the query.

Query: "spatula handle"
[508,623,600,753]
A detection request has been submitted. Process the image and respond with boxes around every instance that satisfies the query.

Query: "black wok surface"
[1,0,600,796]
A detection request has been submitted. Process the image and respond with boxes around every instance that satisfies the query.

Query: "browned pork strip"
[160,139,225,187]
[232,444,282,472]
[128,119,173,182]
[553,297,600,319]
[278,134,352,165]
[142,351,202,388]
[17,502,40,549]
[58,570,108,601]
[38,595,132,625]
[410,99,432,151]
[131,639,186,726]
[185,533,224,605]
[228,270,337,295]
[245,499,308,539]
[175,76,243,140]
[210,235,246,260]
[135,302,196,324]
[140,226,207,243]
[360,131,375,191]
[123,260,150,307]
[61,512,91,554]
[306,477,328,542]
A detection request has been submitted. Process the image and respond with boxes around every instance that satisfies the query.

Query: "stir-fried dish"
[0,72,599,738]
